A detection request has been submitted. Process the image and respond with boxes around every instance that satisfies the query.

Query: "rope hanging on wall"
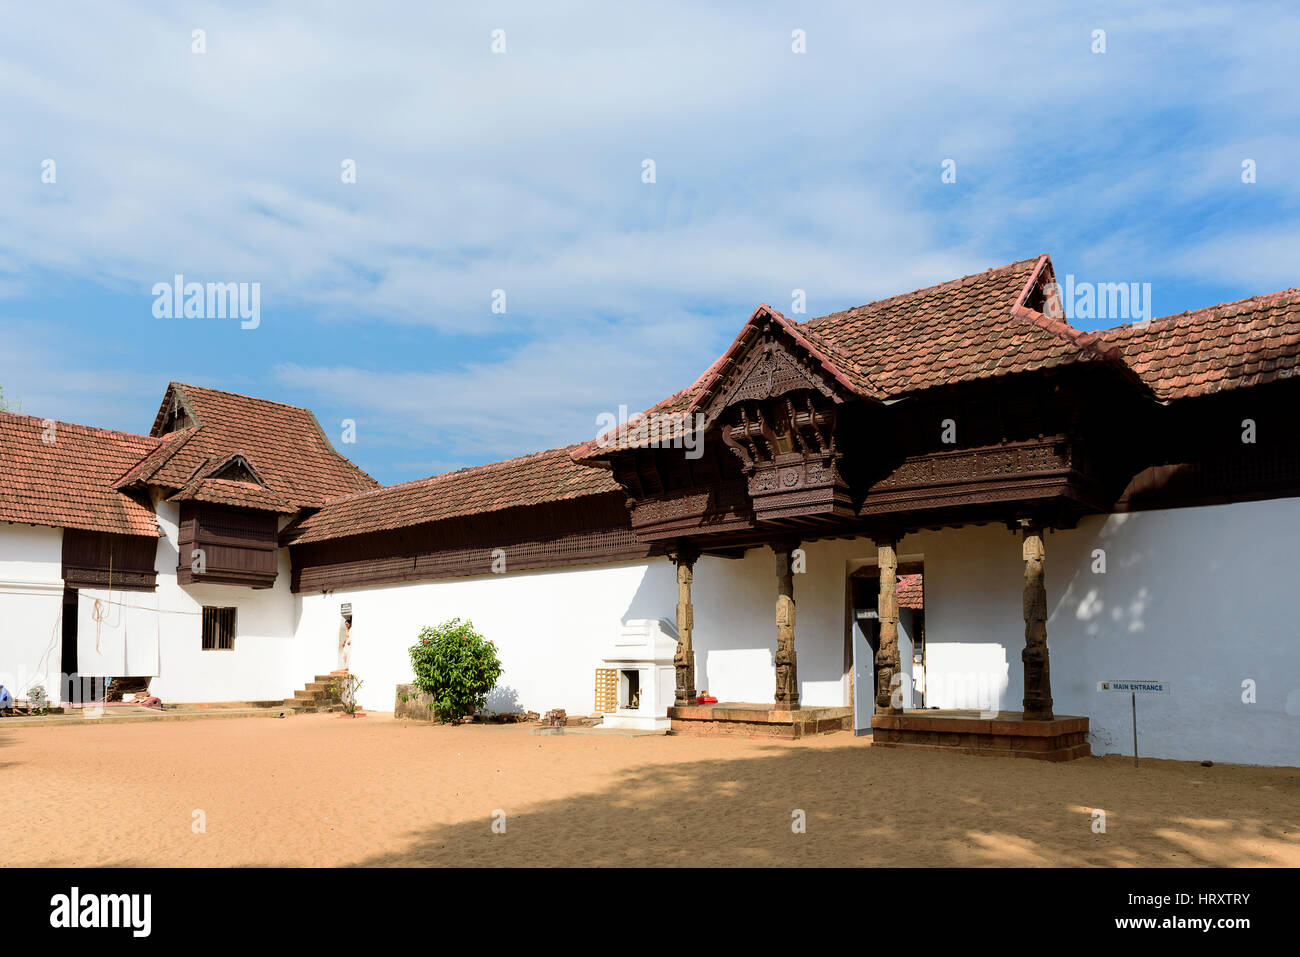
[90,543,114,654]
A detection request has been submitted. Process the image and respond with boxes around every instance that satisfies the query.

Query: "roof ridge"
[681,302,884,413]
[112,426,198,488]
[1005,256,1118,361]
[317,443,587,507]
[803,255,1043,326]
[0,411,158,444]
[1097,286,1300,339]
[765,304,885,400]
[1010,303,1123,362]
[173,382,380,491]
[571,373,714,462]
[795,321,881,392]
[173,381,318,414]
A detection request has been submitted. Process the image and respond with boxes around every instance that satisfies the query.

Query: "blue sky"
[1,1,1296,484]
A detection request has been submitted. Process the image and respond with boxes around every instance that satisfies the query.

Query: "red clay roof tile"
[1098,289,1300,400]
[282,444,621,546]
[0,413,160,536]
[145,383,378,507]
[574,255,1106,459]
[168,477,296,513]
[897,573,923,610]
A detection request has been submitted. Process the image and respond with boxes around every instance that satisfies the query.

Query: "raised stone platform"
[870,709,1090,761]
[668,702,853,739]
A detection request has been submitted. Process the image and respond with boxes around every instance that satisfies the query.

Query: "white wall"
[293,560,678,715]
[0,523,65,703]
[74,497,299,703]
[292,540,880,717]
[898,500,1300,767]
[691,542,871,707]
[8,488,1295,765]
[1048,501,1300,766]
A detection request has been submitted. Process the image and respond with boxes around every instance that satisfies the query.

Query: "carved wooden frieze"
[860,435,1103,516]
[628,481,754,540]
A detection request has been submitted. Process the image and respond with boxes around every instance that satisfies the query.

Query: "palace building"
[3,254,1298,764]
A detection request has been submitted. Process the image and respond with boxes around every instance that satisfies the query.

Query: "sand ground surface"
[2,713,1297,867]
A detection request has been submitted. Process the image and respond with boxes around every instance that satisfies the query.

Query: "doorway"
[338,603,353,671]
[61,588,77,698]
[60,588,102,706]
[847,562,926,734]
[850,575,879,735]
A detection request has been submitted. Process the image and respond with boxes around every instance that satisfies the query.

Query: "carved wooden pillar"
[874,537,903,715]
[672,545,700,707]
[773,540,800,709]
[1020,524,1054,720]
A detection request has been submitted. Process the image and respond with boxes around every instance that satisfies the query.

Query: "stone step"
[285,697,348,715]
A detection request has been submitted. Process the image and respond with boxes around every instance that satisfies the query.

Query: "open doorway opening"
[338,603,353,671]
[60,587,105,707]
[848,562,925,734]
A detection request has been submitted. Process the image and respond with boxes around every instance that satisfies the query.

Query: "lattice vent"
[594,668,618,713]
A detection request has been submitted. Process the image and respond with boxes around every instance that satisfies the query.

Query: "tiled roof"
[1098,288,1300,401]
[897,573,923,610]
[0,413,160,536]
[136,383,378,507]
[570,375,713,461]
[574,256,1111,460]
[168,477,295,514]
[695,304,886,404]
[802,255,1110,395]
[112,427,197,489]
[282,444,622,545]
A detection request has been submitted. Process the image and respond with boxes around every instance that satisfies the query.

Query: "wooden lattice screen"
[594,668,618,713]
[201,606,237,651]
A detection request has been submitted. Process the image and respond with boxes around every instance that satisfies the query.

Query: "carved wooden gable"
[698,322,844,429]
[607,309,864,539]
[697,320,855,524]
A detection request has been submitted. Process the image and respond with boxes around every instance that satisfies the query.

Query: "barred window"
[201,606,236,650]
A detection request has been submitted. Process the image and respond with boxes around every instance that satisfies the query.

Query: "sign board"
[1099,680,1169,767]
[1097,680,1169,694]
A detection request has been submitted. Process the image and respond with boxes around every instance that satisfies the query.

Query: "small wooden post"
[874,536,903,715]
[1132,692,1139,768]
[1020,522,1054,720]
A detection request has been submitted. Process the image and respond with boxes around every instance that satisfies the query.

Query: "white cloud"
[2,0,1298,476]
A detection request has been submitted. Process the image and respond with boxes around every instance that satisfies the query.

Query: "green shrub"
[408,619,503,723]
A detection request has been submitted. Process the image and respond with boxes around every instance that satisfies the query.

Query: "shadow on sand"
[349,741,1300,868]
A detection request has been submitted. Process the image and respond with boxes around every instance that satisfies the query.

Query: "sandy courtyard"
[2,713,1297,867]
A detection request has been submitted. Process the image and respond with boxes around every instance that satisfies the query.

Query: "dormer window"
[210,455,259,484]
